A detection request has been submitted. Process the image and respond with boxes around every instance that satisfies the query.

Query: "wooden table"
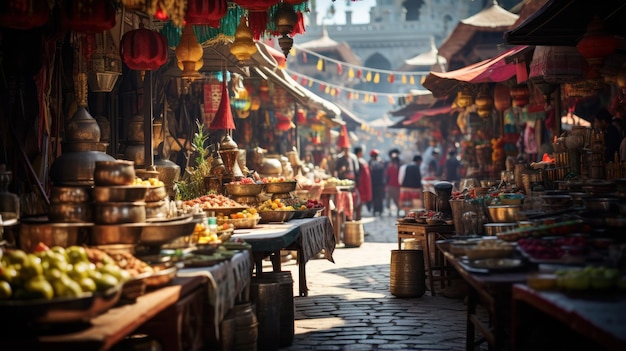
[512,284,626,351]
[437,241,529,350]
[2,251,253,351]
[397,222,455,296]
[231,216,336,297]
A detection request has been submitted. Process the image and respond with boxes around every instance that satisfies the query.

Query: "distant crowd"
[330,144,464,219]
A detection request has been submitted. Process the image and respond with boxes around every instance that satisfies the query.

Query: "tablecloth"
[177,250,252,341]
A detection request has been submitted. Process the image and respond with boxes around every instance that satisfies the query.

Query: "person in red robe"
[353,146,372,220]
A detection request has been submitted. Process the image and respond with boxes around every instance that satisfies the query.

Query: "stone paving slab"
[258,212,486,351]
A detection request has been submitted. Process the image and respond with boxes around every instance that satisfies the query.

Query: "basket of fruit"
[217,209,260,229]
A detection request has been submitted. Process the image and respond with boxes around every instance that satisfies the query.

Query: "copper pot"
[94,202,146,224]
[48,202,93,223]
[94,160,136,186]
[50,186,92,203]
[50,151,117,186]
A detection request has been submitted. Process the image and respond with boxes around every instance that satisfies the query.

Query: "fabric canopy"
[422,45,531,98]
[505,0,626,46]
[403,105,458,125]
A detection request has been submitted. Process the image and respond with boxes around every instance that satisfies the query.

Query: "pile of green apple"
[555,266,626,291]
[0,244,130,300]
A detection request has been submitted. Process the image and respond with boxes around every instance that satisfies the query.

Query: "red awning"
[403,105,458,125]
[423,45,531,97]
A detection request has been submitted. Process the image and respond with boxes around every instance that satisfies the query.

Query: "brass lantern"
[475,85,493,118]
[175,25,204,83]
[230,16,257,61]
[455,85,474,108]
[275,3,298,57]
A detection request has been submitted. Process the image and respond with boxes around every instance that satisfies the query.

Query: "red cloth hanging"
[336,125,350,148]
[210,80,236,130]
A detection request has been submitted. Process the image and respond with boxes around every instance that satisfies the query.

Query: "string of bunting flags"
[291,44,430,87]
[286,69,431,105]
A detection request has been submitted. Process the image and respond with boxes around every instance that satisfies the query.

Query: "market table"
[2,250,252,351]
[437,240,530,351]
[231,216,335,297]
[512,284,626,351]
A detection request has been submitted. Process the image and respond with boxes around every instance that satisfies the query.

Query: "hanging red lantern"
[0,0,50,30]
[510,84,530,107]
[120,24,169,71]
[210,79,236,131]
[185,0,228,27]
[493,84,511,111]
[577,16,618,68]
[233,0,280,40]
[62,0,116,33]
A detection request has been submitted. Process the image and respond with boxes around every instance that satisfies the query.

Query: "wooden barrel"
[253,272,295,347]
[250,280,280,351]
[390,250,426,298]
[220,302,258,351]
[343,220,364,247]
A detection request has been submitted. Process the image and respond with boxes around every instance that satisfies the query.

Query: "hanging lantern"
[232,87,252,113]
[185,0,228,27]
[493,84,511,111]
[121,24,169,71]
[230,16,258,61]
[62,0,116,33]
[275,3,298,57]
[455,85,474,108]
[0,0,50,30]
[475,85,493,118]
[88,31,122,93]
[234,0,281,40]
[530,46,587,84]
[203,79,222,125]
[510,84,530,107]
[175,25,204,83]
[210,79,236,131]
[577,16,618,69]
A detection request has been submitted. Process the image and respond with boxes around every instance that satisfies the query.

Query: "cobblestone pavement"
[270,207,477,351]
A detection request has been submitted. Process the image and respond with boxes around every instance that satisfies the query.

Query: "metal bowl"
[487,205,522,223]
[224,183,265,196]
[258,210,296,223]
[50,186,92,203]
[48,202,93,223]
[145,186,167,202]
[94,202,146,224]
[94,160,136,186]
[91,224,143,245]
[18,222,92,252]
[483,222,518,235]
[92,186,148,203]
[264,181,297,194]
[541,194,573,208]
[140,215,200,246]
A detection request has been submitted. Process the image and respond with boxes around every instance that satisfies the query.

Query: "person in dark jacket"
[368,149,386,216]
[398,155,423,214]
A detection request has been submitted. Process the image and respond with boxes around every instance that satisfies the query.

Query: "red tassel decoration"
[210,80,236,130]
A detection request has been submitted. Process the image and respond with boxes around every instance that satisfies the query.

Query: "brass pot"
[124,144,145,167]
[94,202,146,224]
[50,151,117,186]
[50,186,92,203]
[18,222,91,252]
[48,202,93,223]
[92,186,148,203]
[94,160,136,186]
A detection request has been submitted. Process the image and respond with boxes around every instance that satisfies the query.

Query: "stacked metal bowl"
[92,160,146,246]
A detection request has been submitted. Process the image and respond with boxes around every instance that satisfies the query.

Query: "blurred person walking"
[385,149,402,217]
[368,149,386,216]
[443,149,461,189]
[353,146,372,220]
[399,155,423,214]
